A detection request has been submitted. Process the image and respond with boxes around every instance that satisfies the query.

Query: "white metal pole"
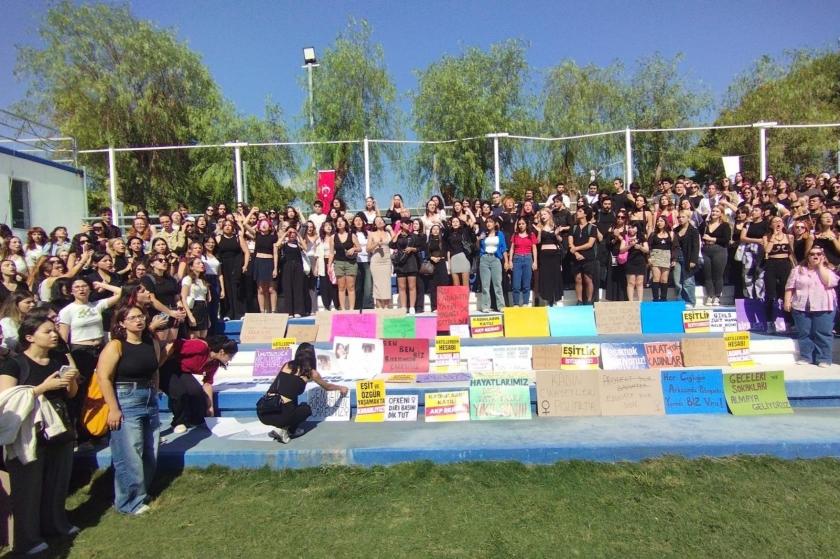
[759,126,767,181]
[624,127,633,185]
[234,145,243,203]
[836,140,839,175]
[107,146,118,217]
[363,137,371,199]
[307,64,315,129]
[493,135,501,193]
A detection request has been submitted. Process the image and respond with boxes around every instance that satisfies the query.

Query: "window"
[10,179,30,229]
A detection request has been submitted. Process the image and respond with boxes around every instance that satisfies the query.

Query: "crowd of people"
[0,169,838,554]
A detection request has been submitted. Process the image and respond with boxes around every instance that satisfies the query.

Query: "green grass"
[5,457,840,558]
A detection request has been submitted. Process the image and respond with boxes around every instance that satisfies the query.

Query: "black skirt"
[189,300,209,331]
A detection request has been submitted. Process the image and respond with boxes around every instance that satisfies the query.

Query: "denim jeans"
[511,254,533,306]
[792,309,836,365]
[110,385,160,514]
[672,260,697,306]
[479,254,505,311]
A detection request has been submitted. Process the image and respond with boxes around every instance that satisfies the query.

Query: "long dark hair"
[290,342,316,378]
[110,304,153,344]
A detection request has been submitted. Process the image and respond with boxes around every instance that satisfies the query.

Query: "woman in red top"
[166,335,238,433]
[508,218,538,306]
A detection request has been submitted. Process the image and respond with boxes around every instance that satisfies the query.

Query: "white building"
[0,146,86,237]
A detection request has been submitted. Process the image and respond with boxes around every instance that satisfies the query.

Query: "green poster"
[383,316,416,339]
[723,370,793,415]
[469,375,532,420]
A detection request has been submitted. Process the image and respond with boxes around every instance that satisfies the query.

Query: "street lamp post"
[302,47,319,129]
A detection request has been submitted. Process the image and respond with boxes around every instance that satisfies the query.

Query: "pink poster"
[331,313,376,341]
[415,316,438,340]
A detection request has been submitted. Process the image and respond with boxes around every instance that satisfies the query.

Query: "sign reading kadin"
[535,370,601,417]
[469,314,503,338]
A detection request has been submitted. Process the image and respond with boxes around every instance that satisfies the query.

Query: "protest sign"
[434,335,461,364]
[548,305,597,337]
[415,316,438,340]
[307,387,351,421]
[682,309,711,333]
[489,345,532,372]
[252,348,292,377]
[470,314,504,338]
[723,371,792,415]
[271,337,295,350]
[382,339,429,373]
[532,345,563,370]
[641,301,686,334]
[503,307,549,337]
[467,356,494,374]
[381,373,416,384]
[535,370,601,417]
[643,341,684,368]
[598,370,665,416]
[560,344,600,370]
[332,313,376,342]
[424,390,470,422]
[363,308,407,338]
[681,337,728,367]
[240,313,289,344]
[385,394,418,421]
[421,373,472,382]
[725,331,754,367]
[315,310,356,343]
[600,343,648,370]
[382,316,416,339]
[594,301,641,335]
[285,324,318,343]
[355,380,386,422]
[469,375,531,420]
[450,324,471,338]
[436,286,469,333]
[314,349,338,381]
[332,337,384,379]
[660,369,727,414]
[709,310,738,333]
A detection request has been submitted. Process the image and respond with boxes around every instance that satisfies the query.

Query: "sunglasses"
[153,258,167,263]
[809,251,824,256]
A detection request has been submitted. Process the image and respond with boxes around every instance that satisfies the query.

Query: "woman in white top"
[303,221,319,313]
[363,197,380,225]
[315,221,336,310]
[24,227,48,271]
[420,200,442,233]
[0,290,36,353]
[200,237,222,334]
[3,236,28,278]
[181,257,210,338]
[47,226,73,256]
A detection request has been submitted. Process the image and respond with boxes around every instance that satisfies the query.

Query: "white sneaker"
[703,297,712,306]
[408,308,416,315]
[796,359,811,365]
[25,542,49,555]
[132,504,151,516]
[269,428,290,444]
[685,303,694,310]
[818,362,831,368]
[173,424,187,434]
[712,297,720,306]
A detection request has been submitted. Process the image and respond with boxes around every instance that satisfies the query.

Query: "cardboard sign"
[548,305,597,337]
[724,371,793,415]
[560,344,600,370]
[382,339,429,373]
[725,331,754,367]
[682,309,710,333]
[489,345,532,372]
[660,368,727,414]
[535,370,601,417]
[332,337,384,379]
[240,313,289,344]
[315,310,356,343]
[594,301,641,335]
[709,310,738,333]
[598,370,665,416]
[600,343,648,370]
[385,394,418,421]
[643,342,684,368]
[640,301,686,334]
[503,307,550,337]
[424,390,470,422]
[285,324,319,343]
[271,337,296,349]
[681,337,728,367]
[415,316,438,340]
[382,316,416,339]
[470,314,504,338]
[307,387,351,421]
[436,286,469,333]
[532,345,563,370]
[469,375,531,420]
[332,313,376,342]
[421,373,472,382]
[252,348,292,377]
[355,379,386,422]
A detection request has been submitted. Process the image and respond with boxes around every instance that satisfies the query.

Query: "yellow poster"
[725,332,754,367]
[503,307,549,337]
[382,373,416,384]
[469,315,504,338]
[682,310,710,333]
[560,344,601,370]
[271,337,296,349]
[424,390,470,422]
[435,336,461,355]
[355,380,386,422]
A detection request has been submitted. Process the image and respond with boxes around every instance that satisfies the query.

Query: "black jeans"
[764,258,792,321]
[702,244,727,298]
[167,371,209,427]
[258,402,312,432]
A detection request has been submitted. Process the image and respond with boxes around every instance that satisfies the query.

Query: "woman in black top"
[87,251,123,329]
[425,224,450,311]
[252,219,279,313]
[674,210,700,307]
[141,254,186,343]
[446,217,474,287]
[279,227,308,317]
[0,314,80,554]
[96,304,161,516]
[390,219,421,313]
[331,216,361,310]
[257,343,347,443]
[215,220,250,320]
[763,215,795,331]
[700,206,732,306]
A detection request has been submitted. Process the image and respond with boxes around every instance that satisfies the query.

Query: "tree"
[412,40,532,200]
[302,19,399,204]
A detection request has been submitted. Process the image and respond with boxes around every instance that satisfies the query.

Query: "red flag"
[317,170,336,207]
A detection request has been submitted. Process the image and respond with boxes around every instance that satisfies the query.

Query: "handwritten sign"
[503,307,549,337]
[536,370,601,417]
[594,301,641,335]
[681,337,728,367]
[643,342,684,368]
[355,379,386,422]
[467,357,494,374]
[548,305,597,337]
[424,390,470,422]
[385,394,418,421]
[469,375,531,420]
[724,371,792,415]
[682,309,710,333]
[532,345,563,370]
[382,316,416,339]
[600,343,648,370]
[240,313,289,344]
[420,373,472,383]
[660,368,727,414]
[709,310,738,333]
[380,373,416,384]
[382,339,429,373]
[489,345,532,372]
[469,314,504,338]
[450,324,471,338]
[560,344,600,370]
[271,337,295,349]
[363,308,407,338]
[315,310,356,343]
[725,331,754,367]
[252,348,292,377]
[436,286,469,333]
[598,370,665,416]
[435,336,461,357]
[285,324,318,343]
[307,387,351,421]
[332,313,376,342]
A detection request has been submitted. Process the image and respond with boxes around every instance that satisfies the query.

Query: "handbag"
[617,235,630,265]
[301,252,311,275]
[419,260,435,275]
[734,244,745,262]
[256,374,286,416]
[82,367,110,437]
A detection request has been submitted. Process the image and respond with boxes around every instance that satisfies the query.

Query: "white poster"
[722,156,740,180]
[332,337,384,380]
[385,394,418,422]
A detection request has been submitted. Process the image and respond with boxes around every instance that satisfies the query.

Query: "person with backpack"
[568,207,599,305]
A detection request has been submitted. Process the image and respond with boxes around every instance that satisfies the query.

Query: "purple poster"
[735,298,786,333]
[252,348,292,377]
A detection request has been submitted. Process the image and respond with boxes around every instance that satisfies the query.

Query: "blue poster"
[660,368,727,414]
[601,343,648,370]
[548,305,597,337]
[640,301,685,334]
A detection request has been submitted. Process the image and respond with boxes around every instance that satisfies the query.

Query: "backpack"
[81,341,120,438]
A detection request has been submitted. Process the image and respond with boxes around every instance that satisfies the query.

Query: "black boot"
[659,282,668,301]
[650,283,660,302]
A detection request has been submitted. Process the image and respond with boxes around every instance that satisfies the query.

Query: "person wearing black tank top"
[96,305,161,516]
[762,216,795,332]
